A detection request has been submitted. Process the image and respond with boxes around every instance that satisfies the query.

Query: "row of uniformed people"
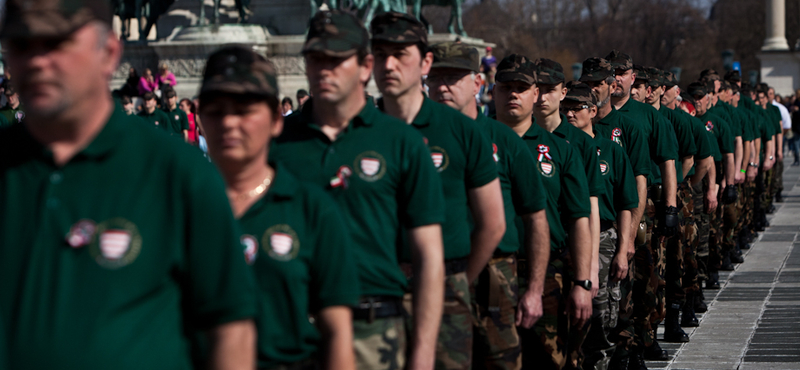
[0,0,785,369]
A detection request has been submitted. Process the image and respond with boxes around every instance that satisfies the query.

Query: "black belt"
[600,220,614,232]
[445,257,468,276]
[352,296,403,322]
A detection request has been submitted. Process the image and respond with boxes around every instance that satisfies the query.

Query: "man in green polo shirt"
[564,82,639,370]
[580,57,650,368]
[427,42,550,370]
[760,83,783,213]
[271,11,446,370]
[493,53,593,370]
[689,81,737,293]
[605,49,679,366]
[532,57,604,368]
[0,1,258,369]
[645,67,698,346]
[370,13,505,370]
[161,89,190,141]
[661,72,716,323]
[0,84,24,125]
[138,91,172,131]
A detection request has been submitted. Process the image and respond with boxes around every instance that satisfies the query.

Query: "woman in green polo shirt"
[198,46,360,370]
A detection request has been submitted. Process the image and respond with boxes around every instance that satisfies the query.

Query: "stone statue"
[310,0,337,21]
[113,0,175,40]
[407,0,466,36]
[210,0,251,25]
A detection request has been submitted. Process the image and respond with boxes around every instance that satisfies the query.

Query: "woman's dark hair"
[121,95,132,105]
[281,97,293,108]
[179,98,197,114]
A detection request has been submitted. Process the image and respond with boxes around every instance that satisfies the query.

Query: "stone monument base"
[757,51,800,97]
[113,29,495,106]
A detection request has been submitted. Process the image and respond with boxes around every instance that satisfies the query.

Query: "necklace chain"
[233,173,272,201]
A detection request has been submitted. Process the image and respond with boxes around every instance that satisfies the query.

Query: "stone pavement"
[646,159,800,370]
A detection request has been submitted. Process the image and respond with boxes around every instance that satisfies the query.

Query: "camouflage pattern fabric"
[496,54,537,85]
[472,255,521,370]
[754,167,767,230]
[303,10,370,58]
[721,185,741,258]
[370,11,428,44]
[201,46,279,97]
[707,190,724,272]
[519,249,571,370]
[694,180,711,282]
[740,182,754,237]
[665,183,692,307]
[354,316,407,370]
[437,272,473,370]
[683,182,701,295]
[764,168,774,210]
[1,0,113,38]
[582,228,622,370]
[632,198,657,350]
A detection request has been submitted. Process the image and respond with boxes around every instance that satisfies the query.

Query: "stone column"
[763,0,790,51]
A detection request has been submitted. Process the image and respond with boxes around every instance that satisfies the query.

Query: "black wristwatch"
[573,279,592,291]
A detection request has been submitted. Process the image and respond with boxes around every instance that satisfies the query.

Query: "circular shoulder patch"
[600,160,610,176]
[262,224,300,261]
[88,218,142,269]
[354,151,387,181]
[429,146,450,172]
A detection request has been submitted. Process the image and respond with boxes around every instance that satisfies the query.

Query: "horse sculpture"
[113,0,175,40]
[407,0,466,36]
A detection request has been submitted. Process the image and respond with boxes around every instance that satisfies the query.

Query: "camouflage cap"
[687,81,708,98]
[663,71,678,88]
[700,69,721,81]
[495,54,537,85]
[430,42,479,72]
[724,69,741,83]
[302,10,369,57]
[633,64,649,82]
[1,0,112,38]
[370,11,427,45]
[720,80,732,91]
[564,81,597,105]
[645,67,663,87]
[200,46,278,98]
[3,84,16,96]
[604,50,633,71]
[579,57,614,82]
[534,58,565,85]
[758,82,771,92]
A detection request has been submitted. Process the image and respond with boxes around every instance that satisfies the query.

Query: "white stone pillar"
[763,0,790,51]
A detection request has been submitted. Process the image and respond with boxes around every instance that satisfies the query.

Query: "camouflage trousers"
[632,198,659,350]
[695,179,711,282]
[665,183,695,307]
[582,228,622,370]
[354,316,407,370]
[741,182,755,235]
[764,168,774,209]
[472,255,521,370]
[403,271,473,370]
[722,185,743,253]
[683,182,702,295]
[519,249,574,370]
[771,160,784,201]
[708,188,726,272]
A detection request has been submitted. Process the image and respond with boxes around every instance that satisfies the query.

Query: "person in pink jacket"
[156,63,177,89]
[138,68,158,96]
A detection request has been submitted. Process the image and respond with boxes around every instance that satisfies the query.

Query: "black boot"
[627,349,648,370]
[681,294,700,327]
[776,193,783,203]
[706,272,720,289]
[608,352,630,370]
[695,290,708,313]
[643,339,669,360]
[730,250,744,264]
[721,252,735,271]
[663,306,690,342]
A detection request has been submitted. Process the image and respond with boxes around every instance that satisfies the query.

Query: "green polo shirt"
[0,103,23,125]
[553,114,604,198]
[742,96,776,145]
[766,104,783,136]
[162,106,190,136]
[272,100,445,297]
[709,103,739,138]
[0,113,10,127]
[674,109,713,177]
[594,136,639,222]
[519,121,591,252]
[401,97,498,260]
[0,105,257,370]
[658,105,697,183]
[698,112,734,161]
[476,114,546,253]
[237,164,360,368]
[138,108,172,132]
[617,98,679,185]
[595,107,651,179]
[735,104,756,142]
